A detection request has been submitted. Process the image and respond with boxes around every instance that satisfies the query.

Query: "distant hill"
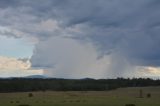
[0,75,48,79]
[24,75,48,79]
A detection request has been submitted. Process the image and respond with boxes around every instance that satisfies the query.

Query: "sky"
[0,0,160,78]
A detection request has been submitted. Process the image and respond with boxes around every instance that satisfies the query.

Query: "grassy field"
[0,86,160,106]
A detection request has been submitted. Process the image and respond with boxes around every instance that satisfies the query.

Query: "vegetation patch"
[18,104,30,106]
[125,104,136,106]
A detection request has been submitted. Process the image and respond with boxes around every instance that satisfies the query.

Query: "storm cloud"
[1,0,160,78]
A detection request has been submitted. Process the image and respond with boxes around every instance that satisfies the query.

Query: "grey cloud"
[0,0,19,8]
[1,0,160,78]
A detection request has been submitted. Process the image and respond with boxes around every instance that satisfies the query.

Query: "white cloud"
[0,56,30,70]
[0,56,43,77]
[135,66,160,78]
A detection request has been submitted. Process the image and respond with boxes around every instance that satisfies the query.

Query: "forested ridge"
[0,78,159,92]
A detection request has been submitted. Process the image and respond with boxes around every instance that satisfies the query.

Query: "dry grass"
[0,86,160,106]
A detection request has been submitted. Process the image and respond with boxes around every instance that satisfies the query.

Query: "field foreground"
[0,86,160,106]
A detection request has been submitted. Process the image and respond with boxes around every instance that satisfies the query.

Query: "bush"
[10,101,14,103]
[28,93,33,97]
[147,93,151,98]
[18,104,30,106]
[125,104,136,106]
[16,101,20,103]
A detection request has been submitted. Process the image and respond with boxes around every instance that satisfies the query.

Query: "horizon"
[0,75,160,80]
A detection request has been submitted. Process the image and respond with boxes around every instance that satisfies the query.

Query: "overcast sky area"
[0,0,160,79]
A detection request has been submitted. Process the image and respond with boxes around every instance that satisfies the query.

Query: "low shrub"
[18,104,30,106]
[146,93,151,98]
[10,101,14,103]
[28,93,33,97]
[125,104,136,106]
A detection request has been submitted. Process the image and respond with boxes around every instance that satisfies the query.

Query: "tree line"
[0,78,159,92]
